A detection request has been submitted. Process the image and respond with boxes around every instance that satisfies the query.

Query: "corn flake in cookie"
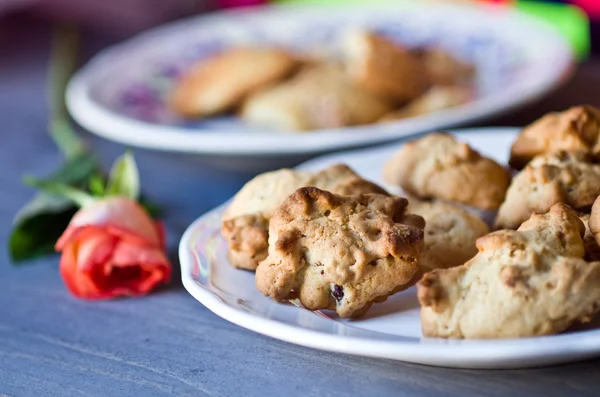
[509,105,600,170]
[418,203,600,339]
[495,151,600,230]
[256,187,424,318]
[222,164,386,270]
[383,133,510,210]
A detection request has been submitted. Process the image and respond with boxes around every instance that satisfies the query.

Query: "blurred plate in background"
[67,1,573,167]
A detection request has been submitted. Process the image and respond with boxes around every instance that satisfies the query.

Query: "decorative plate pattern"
[68,3,573,156]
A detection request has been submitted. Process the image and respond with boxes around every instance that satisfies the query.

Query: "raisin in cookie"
[171,48,298,118]
[343,30,429,104]
[222,164,386,270]
[256,187,424,318]
[408,199,489,272]
[509,105,600,170]
[383,133,510,210]
[418,203,600,339]
[495,151,600,230]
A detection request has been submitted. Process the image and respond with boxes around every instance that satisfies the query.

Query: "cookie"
[379,86,473,122]
[222,164,387,270]
[343,30,430,104]
[171,48,298,117]
[420,48,475,86]
[241,64,394,131]
[408,199,489,272]
[495,151,600,230]
[509,105,600,170]
[383,133,510,210]
[256,187,425,318]
[587,196,600,260]
[418,203,600,339]
[579,213,600,261]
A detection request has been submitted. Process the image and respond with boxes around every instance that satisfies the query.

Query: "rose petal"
[88,239,170,298]
[57,197,160,248]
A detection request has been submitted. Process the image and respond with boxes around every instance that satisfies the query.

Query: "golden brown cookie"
[240,65,394,131]
[579,213,600,261]
[256,187,425,318]
[420,48,475,86]
[418,203,600,339]
[587,196,600,260]
[379,86,473,122]
[408,199,489,272]
[222,164,387,270]
[171,48,298,118]
[342,30,430,104]
[383,133,510,210]
[509,105,600,170]
[495,151,600,230]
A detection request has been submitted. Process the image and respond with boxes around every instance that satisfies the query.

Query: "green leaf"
[106,151,140,200]
[24,177,96,208]
[88,173,105,196]
[10,194,77,263]
[47,23,82,159]
[50,119,86,160]
[42,151,101,186]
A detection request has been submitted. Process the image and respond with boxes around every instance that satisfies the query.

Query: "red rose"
[55,196,171,299]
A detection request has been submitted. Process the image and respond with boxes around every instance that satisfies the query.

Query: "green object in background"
[517,1,589,60]
[274,0,590,60]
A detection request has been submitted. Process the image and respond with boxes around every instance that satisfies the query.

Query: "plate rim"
[179,127,600,369]
[67,2,574,157]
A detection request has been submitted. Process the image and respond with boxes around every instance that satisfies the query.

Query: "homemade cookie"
[256,187,425,318]
[495,151,600,230]
[383,133,510,210]
[379,86,472,122]
[418,203,600,339]
[222,164,387,270]
[408,199,489,272]
[343,30,430,103]
[587,196,600,260]
[509,105,600,170]
[171,48,298,117]
[241,64,394,131]
[579,213,600,261]
[420,48,475,86]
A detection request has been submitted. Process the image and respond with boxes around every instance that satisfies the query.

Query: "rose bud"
[55,196,171,299]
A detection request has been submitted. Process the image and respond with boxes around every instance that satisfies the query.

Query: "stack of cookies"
[221,104,600,339]
[171,30,475,131]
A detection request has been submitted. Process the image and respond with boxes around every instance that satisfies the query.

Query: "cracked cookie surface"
[418,203,600,339]
[509,105,600,170]
[256,187,424,318]
[383,133,510,210]
[495,151,600,230]
[408,199,489,272]
[222,164,386,270]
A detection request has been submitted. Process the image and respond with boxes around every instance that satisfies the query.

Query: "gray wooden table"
[3,16,600,397]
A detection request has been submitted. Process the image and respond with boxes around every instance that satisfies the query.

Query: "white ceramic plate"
[68,2,573,158]
[179,127,600,369]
